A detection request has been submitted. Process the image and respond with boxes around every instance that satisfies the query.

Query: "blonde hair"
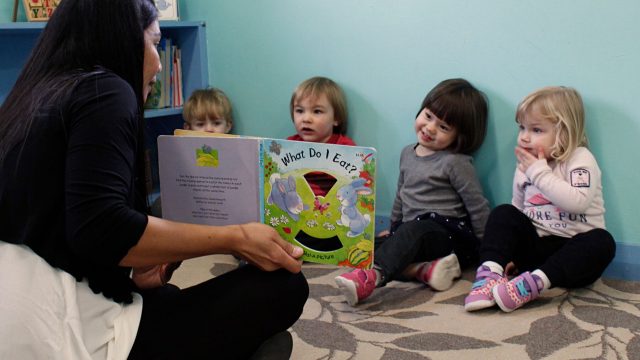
[183,88,233,130]
[516,86,588,162]
[289,77,348,134]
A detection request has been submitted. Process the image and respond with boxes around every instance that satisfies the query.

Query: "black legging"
[128,265,308,359]
[480,204,616,288]
[374,217,478,286]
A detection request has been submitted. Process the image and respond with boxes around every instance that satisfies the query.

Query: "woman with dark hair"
[0,0,308,358]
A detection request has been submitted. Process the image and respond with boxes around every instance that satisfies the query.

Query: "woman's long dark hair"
[0,0,159,303]
[0,0,158,163]
[0,0,158,211]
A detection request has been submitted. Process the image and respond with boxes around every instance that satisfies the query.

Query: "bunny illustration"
[336,178,373,237]
[267,174,307,221]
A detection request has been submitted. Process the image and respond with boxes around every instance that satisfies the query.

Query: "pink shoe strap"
[475,268,504,282]
[518,272,540,298]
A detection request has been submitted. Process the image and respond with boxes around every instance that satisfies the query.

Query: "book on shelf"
[144,37,183,110]
[158,130,377,268]
[160,37,170,108]
[172,47,183,107]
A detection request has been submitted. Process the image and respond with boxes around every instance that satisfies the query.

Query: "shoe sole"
[464,298,495,312]
[335,275,359,306]
[428,253,462,291]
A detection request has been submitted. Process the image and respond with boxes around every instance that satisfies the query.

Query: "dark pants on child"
[374,214,478,286]
[480,204,616,288]
[128,265,309,360]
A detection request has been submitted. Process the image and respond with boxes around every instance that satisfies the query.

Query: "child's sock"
[531,269,551,292]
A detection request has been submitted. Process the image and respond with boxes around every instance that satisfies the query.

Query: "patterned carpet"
[205,257,640,360]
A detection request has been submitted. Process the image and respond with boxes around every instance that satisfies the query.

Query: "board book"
[158,130,376,268]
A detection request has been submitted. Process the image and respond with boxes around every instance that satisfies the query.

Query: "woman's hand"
[515,146,546,173]
[132,261,182,289]
[122,218,302,274]
[234,223,303,273]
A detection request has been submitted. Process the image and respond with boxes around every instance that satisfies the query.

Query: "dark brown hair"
[418,78,488,154]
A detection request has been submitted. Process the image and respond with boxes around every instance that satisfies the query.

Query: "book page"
[158,135,261,225]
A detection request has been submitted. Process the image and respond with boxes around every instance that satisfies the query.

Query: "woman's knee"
[267,270,309,328]
[270,270,309,311]
[289,271,310,309]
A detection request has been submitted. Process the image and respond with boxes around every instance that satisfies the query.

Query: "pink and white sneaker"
[492,271,540,312]
[417,253,462,291]
[335,269,377,306]
[464,265,508,312]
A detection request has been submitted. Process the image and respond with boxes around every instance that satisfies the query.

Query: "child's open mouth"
[420,132,433,142]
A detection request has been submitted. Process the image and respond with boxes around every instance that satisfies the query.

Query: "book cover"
[158,132,376,268]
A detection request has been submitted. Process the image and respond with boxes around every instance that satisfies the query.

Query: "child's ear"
[183,123,190,130]
[225,121,232,134]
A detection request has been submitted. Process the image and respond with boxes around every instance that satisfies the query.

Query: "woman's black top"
[0,71,148,302]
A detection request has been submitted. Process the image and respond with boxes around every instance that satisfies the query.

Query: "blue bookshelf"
[0,20,210,200]
[0,20,209,109]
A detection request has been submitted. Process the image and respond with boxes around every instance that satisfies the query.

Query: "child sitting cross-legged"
[464,86,616,312]
[335,78,491,306]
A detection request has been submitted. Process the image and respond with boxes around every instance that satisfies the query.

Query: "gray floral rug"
[204,257,640,359]
[290,264,640,360]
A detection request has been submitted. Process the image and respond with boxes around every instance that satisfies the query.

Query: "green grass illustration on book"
[195,145,218,167]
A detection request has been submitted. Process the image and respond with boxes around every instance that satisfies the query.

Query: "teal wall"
[179,0,640,249]
[1,1,21,22]
[2,1,639,251]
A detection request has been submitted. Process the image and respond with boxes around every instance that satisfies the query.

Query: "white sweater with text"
[512,147,606,238]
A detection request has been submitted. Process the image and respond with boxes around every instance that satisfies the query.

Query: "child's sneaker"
[335,269,377,306]
[492,271,540,312]
[464,265,508,311]
[417,253,462,291]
